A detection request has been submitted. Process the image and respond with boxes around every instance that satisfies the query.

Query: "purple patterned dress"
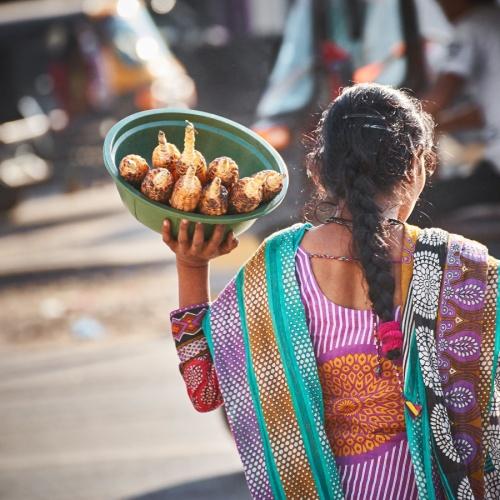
[295,247,419,499]
[170,248,429,498]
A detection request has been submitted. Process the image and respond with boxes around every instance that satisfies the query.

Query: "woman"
[163,84,500,500]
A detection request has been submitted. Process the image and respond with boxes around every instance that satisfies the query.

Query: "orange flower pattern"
[319,353,406,457]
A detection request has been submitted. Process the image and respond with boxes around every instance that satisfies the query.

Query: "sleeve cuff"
[170,302,210,321]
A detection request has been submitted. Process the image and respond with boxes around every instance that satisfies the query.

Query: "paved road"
[0,182,259,285]
[0,185,169,282]
[0,183,263,499]
[0,335,249,500]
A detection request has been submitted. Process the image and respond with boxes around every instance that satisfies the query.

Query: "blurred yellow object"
[84,0,139,18]
[89,0,196,107]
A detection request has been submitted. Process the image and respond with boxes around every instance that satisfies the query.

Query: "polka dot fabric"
[268,227,344,498]
[208,279,274,499]
[243,244,318,498]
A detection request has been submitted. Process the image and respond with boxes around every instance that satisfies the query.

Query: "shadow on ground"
[129,472,250,500]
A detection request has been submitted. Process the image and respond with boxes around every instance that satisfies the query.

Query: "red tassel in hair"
[378,320,403,360]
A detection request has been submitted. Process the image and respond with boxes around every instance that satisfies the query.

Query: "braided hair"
[308,84,435,322]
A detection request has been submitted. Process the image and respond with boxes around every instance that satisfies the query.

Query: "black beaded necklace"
[324,215,404,227]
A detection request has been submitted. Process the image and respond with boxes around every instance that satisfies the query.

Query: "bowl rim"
[103,108,289,224]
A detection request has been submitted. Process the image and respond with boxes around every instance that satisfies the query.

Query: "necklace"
[325,215,404,227]
[308,253,358,262]
[312,216,404,263]
[308,252,404,264]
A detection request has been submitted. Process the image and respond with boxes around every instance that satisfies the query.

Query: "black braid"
[346,165,395,321]
[307,83,436,321]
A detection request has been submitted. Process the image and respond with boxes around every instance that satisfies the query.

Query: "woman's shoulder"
[263,222,313,245]
[411,224,499,264]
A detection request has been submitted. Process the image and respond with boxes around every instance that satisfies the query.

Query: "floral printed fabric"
[168,224,500,500]
[435,234,488,498]
[319,354,407,459]
[170,303,223,412]
[412,228,500,499]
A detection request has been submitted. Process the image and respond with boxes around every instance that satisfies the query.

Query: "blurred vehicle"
[0,0,196,210]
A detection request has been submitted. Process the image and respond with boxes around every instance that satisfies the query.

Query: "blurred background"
[0,0,499,499]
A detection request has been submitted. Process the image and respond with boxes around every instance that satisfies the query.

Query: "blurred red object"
[252,123,292,151]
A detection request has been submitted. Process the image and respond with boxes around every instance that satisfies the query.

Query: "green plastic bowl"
[103,109,288,238]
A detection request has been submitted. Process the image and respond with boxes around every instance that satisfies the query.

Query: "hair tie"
[378,320,403,360]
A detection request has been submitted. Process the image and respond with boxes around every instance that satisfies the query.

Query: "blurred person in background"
[250,0,444,235]
[420,0,500,219]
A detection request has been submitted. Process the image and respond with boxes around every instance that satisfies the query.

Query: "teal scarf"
[203,223,500,499]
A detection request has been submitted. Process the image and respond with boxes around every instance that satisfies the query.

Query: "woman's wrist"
[176,258,210,307]
[176,257,210,270]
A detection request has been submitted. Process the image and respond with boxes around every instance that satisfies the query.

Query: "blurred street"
[0,183,258,499]
[0,336,248,500]
[0,1,274,495]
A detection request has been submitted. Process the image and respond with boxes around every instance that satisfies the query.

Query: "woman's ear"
[404,154,427,196]
[395,155,427,222]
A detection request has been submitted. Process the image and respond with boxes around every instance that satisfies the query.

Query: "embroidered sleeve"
[170,303,223,412]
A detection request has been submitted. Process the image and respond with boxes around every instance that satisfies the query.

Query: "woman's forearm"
[176,260,210,308]
[163,219,237,308]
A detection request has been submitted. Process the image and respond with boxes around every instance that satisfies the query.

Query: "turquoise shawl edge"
[264,223,344,499]
[404,330,439,500]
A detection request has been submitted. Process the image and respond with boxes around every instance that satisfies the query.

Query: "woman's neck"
[330,203,403,223]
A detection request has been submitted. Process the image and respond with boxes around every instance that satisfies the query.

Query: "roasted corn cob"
[229,177,263,213]
[207,156,239,188]
[119,154,149,186]
[169,165,202,212]
[176,121,207,183]
[252,170,285,202]
[198,177,229,215]
[152,130,181,174]
[141,168,174,204]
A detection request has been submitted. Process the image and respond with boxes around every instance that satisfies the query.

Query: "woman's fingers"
[162,219,176,249]
[177,219,191,252]
[206,224,226,254]
[191,222,205,253]
[220,231,239,254]
[230,233,239,250]
[163,220,238,259]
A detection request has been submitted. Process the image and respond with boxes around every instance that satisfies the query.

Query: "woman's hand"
[162,219,239,269]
